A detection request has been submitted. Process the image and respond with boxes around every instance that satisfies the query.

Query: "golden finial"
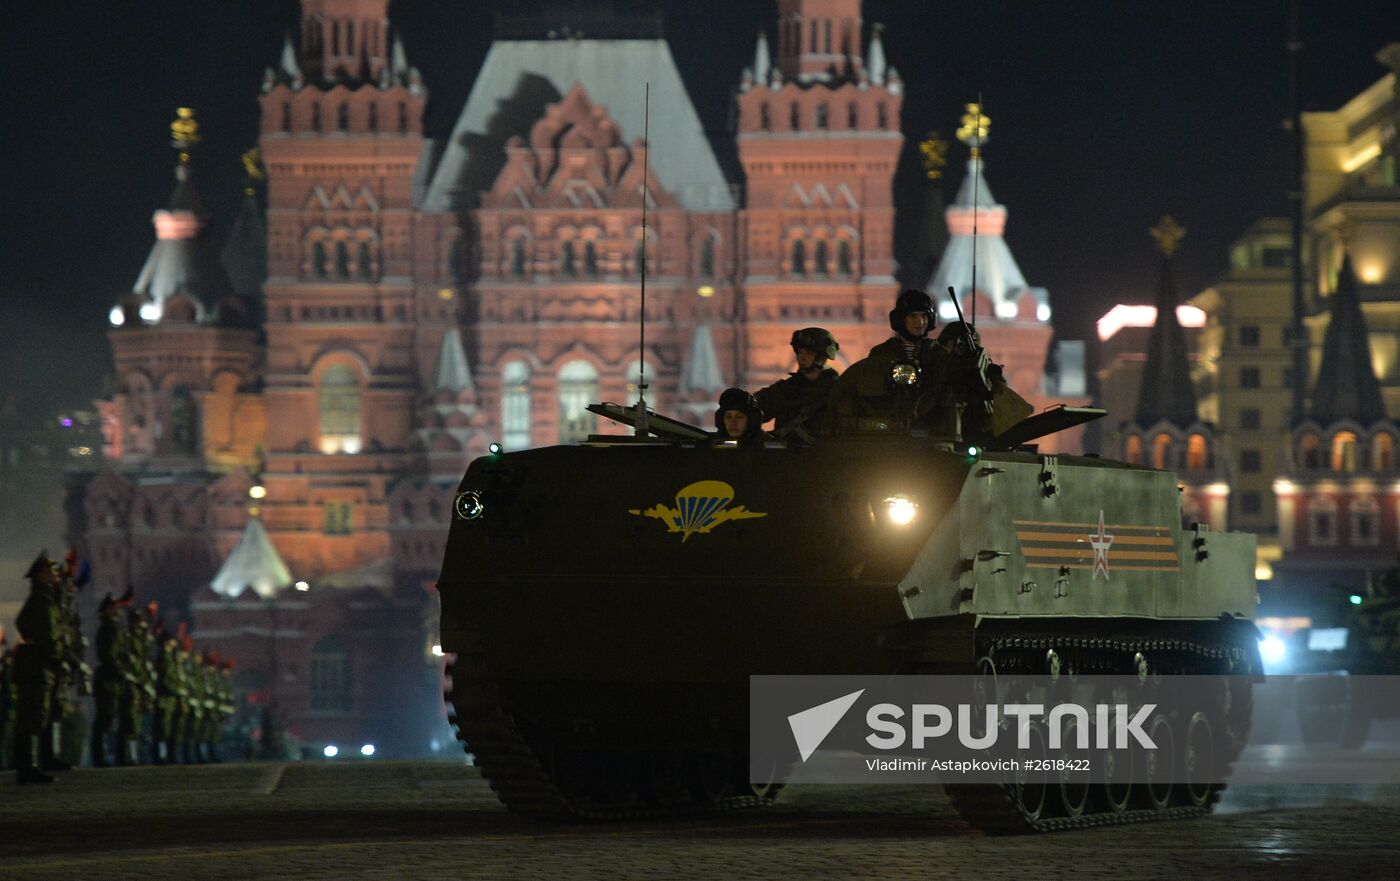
[240,147,264,194]
[919,133,949,180]
[170,107,201,164]
[1150,215,1187,256]
[956,102,990,158]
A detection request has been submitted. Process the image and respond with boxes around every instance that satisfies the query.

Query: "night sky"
[2,0,1398,412]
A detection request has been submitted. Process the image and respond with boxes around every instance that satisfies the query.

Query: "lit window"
[1152,433,1173,470]
[318,364,361,454]
[1332,432,1358,473]
[1186,434,1208,471]
[1375,433,1395,471]
[501,361,532,451]
[557,360,598,444]
[323,501,353,536]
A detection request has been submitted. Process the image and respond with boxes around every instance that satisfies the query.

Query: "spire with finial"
[1310,249,1386,425]
[867,23,887,85]
[1134,215,1198,427]
[433,327,476,396]
[221,148,268,306]
[279,32,303,85]
[956,102,989,159]
[753,31,771,84]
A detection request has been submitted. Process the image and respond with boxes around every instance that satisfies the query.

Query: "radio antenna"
[634,82,652,436]
[969,95,983,328]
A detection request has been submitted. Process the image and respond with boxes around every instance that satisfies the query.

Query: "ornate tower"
[255,0,429,579]
[735,2,903,384]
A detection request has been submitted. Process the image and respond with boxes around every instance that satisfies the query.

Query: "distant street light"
[248,485,267,500]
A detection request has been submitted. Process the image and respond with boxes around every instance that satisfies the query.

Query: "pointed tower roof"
[434,328,475,394]
[220,149,267,301]
[752,31,771,84]
[210,516,293,599]
[867,24,887,85]
[279,32,303,81]
[1134,216,1199,427]
[926,105,1046,321]
[129,109,232,320]
[1310,252,1386,425]
[678,324,726,395]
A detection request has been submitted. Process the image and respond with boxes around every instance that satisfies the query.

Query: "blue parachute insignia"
[629,480,767,541]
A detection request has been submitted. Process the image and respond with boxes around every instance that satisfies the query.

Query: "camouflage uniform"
[14,553,63,783]
[46,559,90,770]
[119,609,157,765]
[181,644,206,764]
[153,631,185,764]
[90,592,132,767]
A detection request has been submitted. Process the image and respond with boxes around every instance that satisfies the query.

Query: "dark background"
[1,0,1397,410]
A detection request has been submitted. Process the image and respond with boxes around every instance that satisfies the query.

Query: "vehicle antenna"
[970,95,983,328]
[634,82,652,437]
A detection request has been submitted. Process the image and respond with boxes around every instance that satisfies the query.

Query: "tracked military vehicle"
[437,396,1261,832]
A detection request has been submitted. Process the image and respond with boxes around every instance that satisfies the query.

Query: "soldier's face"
[794,348,823,372]
[723,410,749,438]
[904,312,930,337]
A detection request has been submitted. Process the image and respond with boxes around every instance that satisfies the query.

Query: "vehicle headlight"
[455,491,484,520]
[1258,634,1287,667]
[889,363,920,387]
[883,494,918,526]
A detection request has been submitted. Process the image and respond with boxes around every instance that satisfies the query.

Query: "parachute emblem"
[629,480,767,542]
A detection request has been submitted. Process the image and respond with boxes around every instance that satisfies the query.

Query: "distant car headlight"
[889,363,920,387]
[455,491,484,520]
[883,495,918,526]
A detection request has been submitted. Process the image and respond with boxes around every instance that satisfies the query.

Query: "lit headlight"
[1258,634,1287,667]
[889,363,920,387]
[883,495,918,526]
[454,491,484,520]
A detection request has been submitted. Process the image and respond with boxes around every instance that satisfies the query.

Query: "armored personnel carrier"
[437,398,1261,832]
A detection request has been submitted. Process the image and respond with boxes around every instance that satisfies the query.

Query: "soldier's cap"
[25,550,58,581]
[790,327,839,361]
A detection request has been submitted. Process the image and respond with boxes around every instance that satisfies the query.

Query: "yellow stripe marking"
[1012,519,1172,532]
[1020,547,1180,561]
[1027,563,1181,572]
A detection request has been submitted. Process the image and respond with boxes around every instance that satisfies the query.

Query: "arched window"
[847,102,858,128]
[356,241,374,279]
[398,103,408,133]
[1309,497,1337,546]
[332,20,341,55]
[1332,431,1358,472]
[790,239,806,277]
[698,237,715,278]
[1124,434,1143,465]
[557,360,599,444]
[170,387,197,454]
[311,102,322,133]
[312,240,329,279]
[368,102,378,132]
[345,20,355,55]
[823,18,832,53]
[1375,433,1395,471]
[500,361,532,451]
[810,20,818,52]
[561,240,577,277]
[1352,496,1380,546]
[337,103,349,131]
[310,635,352,713]
[584,240,599,278]
[334,241,350,278]
[877,103,888,129]
[509,238,527,279]
[1300,433,1321,470]
[838,239,854,276]
[790,102,801,130]
[634,237,651,277]
[815,102,828,129]
[760,102,771,130]
[1187,434,1208,471]
[1152,433,1173,471]
[318,363,361,454]
[814,239,829,277]
[282,102,292,132]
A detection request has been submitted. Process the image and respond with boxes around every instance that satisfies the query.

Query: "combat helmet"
[714,387,765,437]
[889,289,935,338]
[790,327,839,361]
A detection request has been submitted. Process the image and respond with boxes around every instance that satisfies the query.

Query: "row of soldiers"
[713,289,1032,445]
[0,551,236,784]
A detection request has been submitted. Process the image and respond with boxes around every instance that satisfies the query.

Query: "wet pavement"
[1,760,1397,880]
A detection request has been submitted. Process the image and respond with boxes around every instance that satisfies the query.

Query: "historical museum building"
[68,0,1081,753]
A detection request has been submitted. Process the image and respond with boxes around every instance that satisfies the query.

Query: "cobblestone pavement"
[1,762,1398,880]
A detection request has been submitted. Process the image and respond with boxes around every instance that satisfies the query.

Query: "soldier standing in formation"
[14,553,63,783]
[118,604,158,765]
[153,624,184,764]
[90,588,133,767]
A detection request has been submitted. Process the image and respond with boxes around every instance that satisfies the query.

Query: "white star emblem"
[1089,509,1114,580]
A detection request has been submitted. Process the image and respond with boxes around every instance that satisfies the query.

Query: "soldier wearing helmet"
[753,327,841,444]
[714,387,766,446]
[834,290,949,433]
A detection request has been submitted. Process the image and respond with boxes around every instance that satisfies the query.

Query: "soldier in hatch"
[753,328,841,445]
[714,388,767,447]
[834,290,946,432]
